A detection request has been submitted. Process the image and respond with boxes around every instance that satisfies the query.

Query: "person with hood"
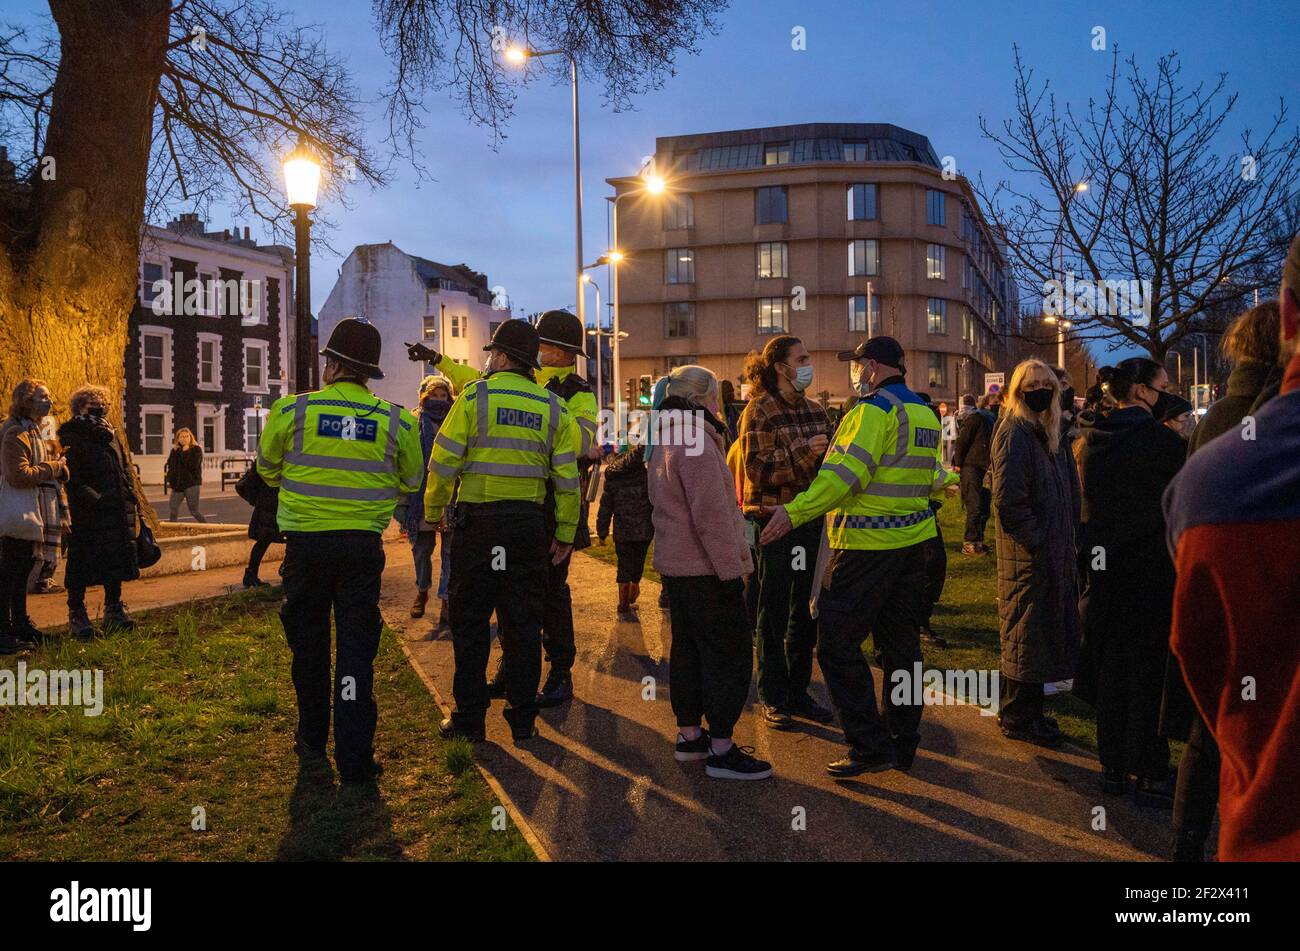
[596,444,653,621]
[952,392,997,555]
[646,365,770,781]
[990,358,1081,748]
[1073,358,1184,807]
[396,373,455,627]
[58,385,141,639]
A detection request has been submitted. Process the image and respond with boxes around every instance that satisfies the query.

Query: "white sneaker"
[1043,679,1074,697]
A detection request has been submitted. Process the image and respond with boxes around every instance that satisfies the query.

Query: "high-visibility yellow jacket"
[423,369,581,543]
[256,380,424,533]
[785,381,953,550]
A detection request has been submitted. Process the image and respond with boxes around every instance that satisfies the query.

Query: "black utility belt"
[454,499,545,526]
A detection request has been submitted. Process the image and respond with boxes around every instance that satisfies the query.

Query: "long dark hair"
[742,334,802,396]
[1097,357,1162,402]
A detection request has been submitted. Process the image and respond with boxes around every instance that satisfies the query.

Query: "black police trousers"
[816,542,927,757]
[279,530,385,777]
[541,550,576,676]
[449,501,549,732]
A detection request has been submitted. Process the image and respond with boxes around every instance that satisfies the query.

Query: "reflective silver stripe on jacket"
[280,477,399,502]
[433,433,466,456]
[874,388,911,459]
[822,461,862,492]
[546,392,560,456]
[864,481,932,498]
[575,415,598,454]
[462,460,549,479]
[834,441,878,475]
[552,475,580,491]
[284,451,391,473]
[290,391,396,474]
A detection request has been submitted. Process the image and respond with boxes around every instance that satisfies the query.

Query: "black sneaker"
[535,671,573,708]
[68,608,97,640]
[790,695,835,724]
[827,749,895,776]
[919,626,948,648]
[674,730,711,762]
[293,738,328,763]
[705,744,772,781]
[439,717,486,743]
[762,704,794,729]
[103,601,136,632]
[11,619,42,648]
[1102,767,1129,796]
[1000,717,1064,748]
[1135,774,1175,810]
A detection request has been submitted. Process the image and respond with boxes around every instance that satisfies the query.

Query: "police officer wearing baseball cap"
[257,317,424,782]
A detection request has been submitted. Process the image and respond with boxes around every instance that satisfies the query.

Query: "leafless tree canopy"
[978,46,1300,358]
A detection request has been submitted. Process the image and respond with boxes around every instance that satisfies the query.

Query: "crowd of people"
[2,236,1296,861]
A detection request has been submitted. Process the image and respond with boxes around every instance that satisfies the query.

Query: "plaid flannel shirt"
[738,389,833,516]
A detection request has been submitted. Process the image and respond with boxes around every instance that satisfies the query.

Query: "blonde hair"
[174,427,196,448]
[1004,358,1063,454]
[69,385,111,416]
[9,379,48,421]
[418,374,454,402]
[663,364,718,407]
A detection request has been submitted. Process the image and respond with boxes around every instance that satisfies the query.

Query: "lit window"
[848,295,879,334]
[764,142,791,165]
[757,297,788,335]
[849,239,879,277]
[665,248,695,284]
[927,244,946,280]
[757,242,788,279]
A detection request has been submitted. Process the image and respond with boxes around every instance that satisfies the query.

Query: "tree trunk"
[0,0,169,526]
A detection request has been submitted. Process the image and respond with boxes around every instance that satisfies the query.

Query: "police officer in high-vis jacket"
[258,317,423,783]
[424,319,580,742]
[760,336,954,778]
[408,310,599,708]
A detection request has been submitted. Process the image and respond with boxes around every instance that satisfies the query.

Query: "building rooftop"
[654,123,941,172]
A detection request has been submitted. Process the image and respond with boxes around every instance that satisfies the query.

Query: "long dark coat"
[991,415,1082,683]
[235,467,284,543]
[58,416,140,589]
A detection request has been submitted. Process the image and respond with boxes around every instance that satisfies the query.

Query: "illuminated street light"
[283,135,322,391]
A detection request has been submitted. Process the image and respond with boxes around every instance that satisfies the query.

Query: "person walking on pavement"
[397,374,456,626]
[989,359,1082,749]
[234,465,283,588]
[738,335,836,730]
[59,386,142,640]
[257,317,423,784]
[164,427,206,522]
[952,393,996,555]
[647,365,772,780]
[595,444,654,622]
[424,319,581,743]
[761,336,955,777]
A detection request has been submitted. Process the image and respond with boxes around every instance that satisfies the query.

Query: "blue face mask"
[792,366,815,391]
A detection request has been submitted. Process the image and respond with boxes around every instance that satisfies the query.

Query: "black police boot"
[103,601,136,632]
[790,694,835,724]
[439,717,486,743]
[893,735,921,771]
[535,670,573,708]
[826,748,895,777]
[68,607,97,640]
[503,707,538,741]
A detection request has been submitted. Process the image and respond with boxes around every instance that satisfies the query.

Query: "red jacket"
[1163,353,1300,860]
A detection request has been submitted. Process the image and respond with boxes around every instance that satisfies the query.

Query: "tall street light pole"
[581,273,601,405]
[609,172,666,421]
[283,136,321,393]
[506,45,583,326]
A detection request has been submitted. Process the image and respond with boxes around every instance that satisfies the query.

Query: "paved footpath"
[382,543,1171,862]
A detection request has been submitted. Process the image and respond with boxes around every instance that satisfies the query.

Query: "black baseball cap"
[837,335,905,366]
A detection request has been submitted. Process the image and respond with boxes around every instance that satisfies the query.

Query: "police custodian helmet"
[484,318,541,369]
[321,316,385,380]
[535,309,585,353]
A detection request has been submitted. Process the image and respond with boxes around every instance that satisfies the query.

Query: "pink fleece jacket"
[647,412,753,582]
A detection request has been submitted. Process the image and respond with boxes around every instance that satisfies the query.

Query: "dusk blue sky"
[10,0,1298,359]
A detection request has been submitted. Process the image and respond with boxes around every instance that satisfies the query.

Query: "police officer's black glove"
[406,341,440,363]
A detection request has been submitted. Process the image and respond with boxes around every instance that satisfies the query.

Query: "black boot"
[68,607,97,640]
[503,707,538,741]
[103,601,136,632]
[1135,774,1176,809]
[535,670,573,708]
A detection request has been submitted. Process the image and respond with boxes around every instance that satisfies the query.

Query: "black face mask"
[87,405,108,419]
[1023,388,1055,413]
[1060,388,1075,412]
[1149,390,1173,419]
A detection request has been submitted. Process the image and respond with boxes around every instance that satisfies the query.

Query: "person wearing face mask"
[1072,358,1186,808]
[989,359,1082,749]
[425,319,580,743]
[257,317,425,783]
[761,337,954,776]
[0,380,67,652]
[58,385,141,640]
[737,335,835,729]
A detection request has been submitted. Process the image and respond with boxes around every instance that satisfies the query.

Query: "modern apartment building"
[607,123,1019,405]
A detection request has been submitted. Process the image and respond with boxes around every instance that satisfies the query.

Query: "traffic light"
[638,374,653,406]
[624,378,635,407]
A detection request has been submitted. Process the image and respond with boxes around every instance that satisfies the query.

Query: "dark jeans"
[246,537,273,581]
[662,574,753,740]
[411,528,451,599]
[755,518,821,708]
[919,517,946,628]
[67,579,123,612]
[959,466,990,543]
[449,502,548,731]
[541,548,575,676]
[1174,712,1221,840]
[1096,633,1171,780]
[0,536,36,630]
[999,677,1044,728]
[816,544,927,756]
[613,538,651,584]
[279,530,386,776]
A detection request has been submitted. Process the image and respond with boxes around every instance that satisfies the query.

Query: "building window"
[140,406,171,456]
[196,270,219,316]
[244,340,269,392]
[240,278,263,325]
[843,140,869,161]
[450,314,465,338]
[665,248,695,284]
[422,314,438,338]
[927,244,946,280]
[848,295,880,334]
[755,186,788,224]
[927,298,948,334]
[849,239,879,277]
[489,320,503,337]
[665,355,698,370]
[764,142,791,166]
[928,353,946,388]
[847,183,878,221]
[757,297,788,335]
[197,333,222,391]
[665,301,695,339]
[244,408,269,453]
[663,194,694,230]
[141,261,164,307]
[196,404,223,455]
[926,189,946,226]
[757,242,788,279]
[139,326,173,388]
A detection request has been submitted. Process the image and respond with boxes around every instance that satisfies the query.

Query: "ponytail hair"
[742,334,801,396]
[1097,357,1162,403]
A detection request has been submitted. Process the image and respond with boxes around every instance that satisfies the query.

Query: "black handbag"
[136,508,162,569]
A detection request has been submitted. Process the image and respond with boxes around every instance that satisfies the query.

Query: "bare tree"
[978,46,1300,359]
